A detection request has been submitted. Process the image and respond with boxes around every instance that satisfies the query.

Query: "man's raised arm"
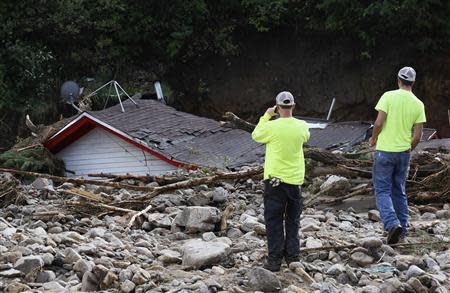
[251,106,276,143]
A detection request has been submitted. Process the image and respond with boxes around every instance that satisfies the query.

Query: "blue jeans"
[373,150,410,234]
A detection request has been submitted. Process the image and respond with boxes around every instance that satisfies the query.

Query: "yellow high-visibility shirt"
[375,89,426,152]
[252,113,310,185]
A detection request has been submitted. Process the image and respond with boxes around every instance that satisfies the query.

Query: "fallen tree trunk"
[0,168,159,192]
[130,166,263,203]
[87,172,186,185]
[221,112,256,132]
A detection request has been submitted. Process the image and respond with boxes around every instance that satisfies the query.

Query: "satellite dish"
[61,81,81,104]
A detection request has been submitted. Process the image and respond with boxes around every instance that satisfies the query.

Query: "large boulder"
[182,239,231,269]
[174,207,221,233]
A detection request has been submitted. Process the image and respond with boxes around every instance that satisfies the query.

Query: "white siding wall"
[56,127,178,177]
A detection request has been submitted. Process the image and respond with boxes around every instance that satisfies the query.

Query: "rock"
[14,255,44,275]
[434,286,449,293]
[174,207,221,233]
[405,265,425,280]
[359,285,379,293]
[42,281,64,291]
[212,187,229,203]
[158,249,182,264]
[2,227,16,239]
[212,266,225,275]
[187,193,210,206]
[64,247,82,264]
[381,244,396,256]
[360,237,383,249]
[31,177,54,191]
[406,277,427,293]
[436,251,450,267]
[345,265,358,283]
[59,231,86,244]
[424,256,440,271]
[350,252,374,266]
[48,226,63,234]
[240,214,261,232]
[368,210,381,222]
[436,210,450,219]
[147,213,172,229]
[202,231,217,241]
[36,270,56,283]
[320,175,349,191]
[380,278,403,293]
[4,282,31,293]
[421,212,436,220]
[326,264,345,275]
[121,280,136,292]
[86,227,106,238]
[0,269,23,278]
[131,269,151,285]
[300,223,321,232]
[248,267,282,292]
[319,281,338,293]
[338,221,354,232]
[30,227,47,238]
[305,237,323,249]
[82,271,99,292]
[1,251,22,264]
[182,239,231,269]
[119,269,133,282]
[101,271,119,289]
[73,259,93,279]
[92,264,109,282]
[227,227,243,239]
[136,246,154,258]
[300,217,321,232]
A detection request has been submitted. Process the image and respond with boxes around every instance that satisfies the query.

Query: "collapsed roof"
[45,99,265,170]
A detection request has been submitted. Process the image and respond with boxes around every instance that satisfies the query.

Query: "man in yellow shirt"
[252,91,310,271]
[370,67,426,244]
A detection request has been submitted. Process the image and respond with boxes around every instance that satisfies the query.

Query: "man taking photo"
[252,91,310,272]
[370,66,426,244]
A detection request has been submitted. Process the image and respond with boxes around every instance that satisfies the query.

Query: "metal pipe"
[84,80,114,100]
[116,81,138,107]
[114,82,125,113]
[326,98,336,121]
[154,80,166,103]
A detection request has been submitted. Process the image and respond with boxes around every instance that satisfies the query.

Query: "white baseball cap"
[398,66,416,82]
[275,91,295,106]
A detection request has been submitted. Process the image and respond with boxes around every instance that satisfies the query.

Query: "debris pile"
[0,145,449,292]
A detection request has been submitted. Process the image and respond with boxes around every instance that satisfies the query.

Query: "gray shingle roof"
[88,99,264,169]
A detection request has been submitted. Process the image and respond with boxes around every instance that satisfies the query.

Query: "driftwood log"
[87,172,186,185]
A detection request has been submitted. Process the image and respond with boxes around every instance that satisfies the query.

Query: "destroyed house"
[303,118,437,151]
[44,99,264,177]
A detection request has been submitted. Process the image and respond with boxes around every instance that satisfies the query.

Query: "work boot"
[285,256,300,268]
[387,224,402,245]
[263,258,282,272]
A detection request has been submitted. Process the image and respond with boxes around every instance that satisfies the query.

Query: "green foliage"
[242,0,288,32]
[0,147,66,176]
[0,0,449,147]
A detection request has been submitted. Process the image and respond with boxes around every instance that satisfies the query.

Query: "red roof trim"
[44,115,197,170]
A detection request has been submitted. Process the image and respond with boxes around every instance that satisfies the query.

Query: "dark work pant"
[263,181,303,262]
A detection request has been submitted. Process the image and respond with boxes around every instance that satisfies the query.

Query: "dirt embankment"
[168,33,450,137]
